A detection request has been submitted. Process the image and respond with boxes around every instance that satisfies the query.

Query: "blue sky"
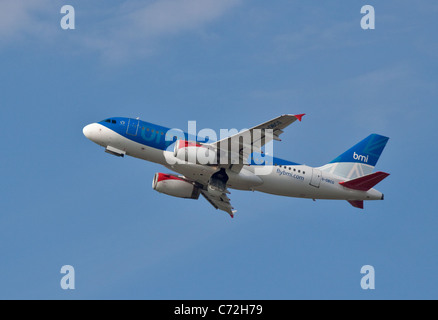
[0,0,437,299]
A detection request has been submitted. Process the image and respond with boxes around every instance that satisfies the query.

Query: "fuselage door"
[126,119,139,136]
[310,168,322,188]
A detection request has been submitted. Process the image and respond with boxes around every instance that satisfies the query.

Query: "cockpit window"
[111,120,116,124]
[104,119,111,123]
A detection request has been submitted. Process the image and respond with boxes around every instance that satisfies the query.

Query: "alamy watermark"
[59,4,377,31]
[60,265,75,290]
[360,265,375,290]
[60,5,75,30]
[361,5,376,30]
[136,121,278,176]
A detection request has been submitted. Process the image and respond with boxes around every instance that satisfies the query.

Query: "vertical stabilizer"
[319,134,389,179]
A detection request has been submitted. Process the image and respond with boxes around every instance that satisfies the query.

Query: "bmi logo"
[353,152,369,163]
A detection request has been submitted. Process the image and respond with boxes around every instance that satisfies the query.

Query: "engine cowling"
[173,140,218,164]
[152,173,200,199]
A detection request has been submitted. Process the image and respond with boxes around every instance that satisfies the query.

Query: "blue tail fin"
[319,134,389,179]
[330,134,389,167]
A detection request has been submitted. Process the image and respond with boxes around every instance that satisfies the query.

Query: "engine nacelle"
[152,173,200,199]
[173,140,218,164]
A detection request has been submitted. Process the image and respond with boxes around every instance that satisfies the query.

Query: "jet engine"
[173,140,218,165]
[152,173,200,199]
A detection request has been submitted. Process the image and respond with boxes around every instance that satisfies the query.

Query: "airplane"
[83,114,389,218]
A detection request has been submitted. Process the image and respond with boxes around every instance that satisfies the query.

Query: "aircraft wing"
[209,114,305,171]
[200,189,236,218]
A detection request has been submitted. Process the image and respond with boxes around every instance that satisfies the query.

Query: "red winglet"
[340,172,390,192]
[294,114,306,122]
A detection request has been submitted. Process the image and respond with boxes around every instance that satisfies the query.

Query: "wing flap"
[201,190,236,218]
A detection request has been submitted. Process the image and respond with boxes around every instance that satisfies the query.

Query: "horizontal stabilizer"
[339,171,390,191]
[348,200,364,209]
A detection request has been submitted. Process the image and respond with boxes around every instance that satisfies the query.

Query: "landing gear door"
[310,168,322,188]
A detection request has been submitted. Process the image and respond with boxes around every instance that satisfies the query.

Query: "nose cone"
[83,124,94,139]
[83,123,102,144]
